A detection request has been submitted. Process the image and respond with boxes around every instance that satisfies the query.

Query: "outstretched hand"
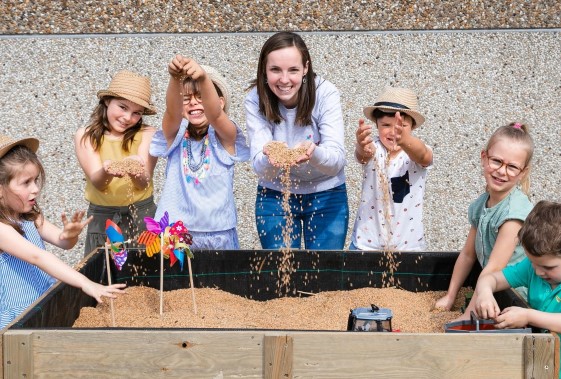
[393,111,412,149]
[59,211,93,241]
[294,141,315,164]
[82,282,127,304]
[168,54,185,77]
[168,54,207,82]
[355,118,375,162]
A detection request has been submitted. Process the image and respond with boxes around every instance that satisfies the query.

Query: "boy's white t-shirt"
[351,138,432,251]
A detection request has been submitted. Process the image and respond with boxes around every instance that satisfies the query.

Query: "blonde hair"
[485,122,534,194]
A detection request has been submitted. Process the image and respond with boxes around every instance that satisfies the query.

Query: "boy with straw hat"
[351,87,433,252]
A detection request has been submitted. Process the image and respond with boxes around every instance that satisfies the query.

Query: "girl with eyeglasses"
[435,122,534,321]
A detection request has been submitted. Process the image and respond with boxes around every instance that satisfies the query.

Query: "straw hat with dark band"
[0,134,39,159]
[363,87,425,128]
[97,70,157,115]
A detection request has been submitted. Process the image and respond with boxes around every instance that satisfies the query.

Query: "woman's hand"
[294,141,315,164]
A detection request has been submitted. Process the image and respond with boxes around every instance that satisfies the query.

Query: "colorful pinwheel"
[137,212,169,257]
[105,219,127,270]
[137,212,193,271]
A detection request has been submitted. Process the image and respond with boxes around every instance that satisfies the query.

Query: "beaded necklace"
[182,130,210,184]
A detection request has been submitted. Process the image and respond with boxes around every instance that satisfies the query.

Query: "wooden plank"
[524,334,559,379]
[5,329,265,378]
[290,332,544,378]
[3,331,33,379]
[3,329,556,378]
[264,335,293,379]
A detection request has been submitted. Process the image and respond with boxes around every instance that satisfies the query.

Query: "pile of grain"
[266,141,307,167]
[107,159,145,177]
[73,286,468,332]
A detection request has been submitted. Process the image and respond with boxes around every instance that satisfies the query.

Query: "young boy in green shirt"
[475,200,561,377]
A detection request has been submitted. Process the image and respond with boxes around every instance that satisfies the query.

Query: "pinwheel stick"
[187,256,197,315]
[103,243,116,327]
[160,232,164,316]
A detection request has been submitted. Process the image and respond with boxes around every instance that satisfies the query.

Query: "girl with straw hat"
[149,55,249,249]
[74,70,158,256]
[351,86,433,252]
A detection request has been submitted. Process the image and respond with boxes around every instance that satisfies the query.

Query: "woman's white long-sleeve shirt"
[244,76,346,194]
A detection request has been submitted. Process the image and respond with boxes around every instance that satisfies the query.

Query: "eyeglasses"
[183,93,202,104]
[486,155,524,177]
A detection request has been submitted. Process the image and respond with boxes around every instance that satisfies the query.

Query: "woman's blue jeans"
[255,184,349,250]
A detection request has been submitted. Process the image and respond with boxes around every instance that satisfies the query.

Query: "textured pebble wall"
[0,31,560,266]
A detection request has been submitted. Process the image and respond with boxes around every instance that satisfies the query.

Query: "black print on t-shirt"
[391,171,410,203]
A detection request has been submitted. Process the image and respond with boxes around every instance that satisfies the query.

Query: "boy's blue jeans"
[255,184,349,250]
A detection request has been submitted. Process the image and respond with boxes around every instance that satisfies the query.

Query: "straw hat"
[363,87,425,128]
[97,70,157,115]
[201,65,231,113]
[0,133,39,159]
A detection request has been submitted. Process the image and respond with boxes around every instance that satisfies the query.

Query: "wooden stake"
[187,256,197,315]
[103,243,116,327]
[160,232,164,316]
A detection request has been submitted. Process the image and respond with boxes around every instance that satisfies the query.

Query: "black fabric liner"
[11,249,526,329]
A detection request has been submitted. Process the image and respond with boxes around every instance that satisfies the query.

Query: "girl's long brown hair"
[0,145,45,235]
[249,31,316,126]
[80,97,147,152]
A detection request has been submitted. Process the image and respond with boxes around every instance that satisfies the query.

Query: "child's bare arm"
[524,309,561,333]
[74,128,113,191]
[435,226,477,310]
[0,223,125,302]
[474,271,510,319]
[394,112,432,166]
[480,220,524,276]
[162,55,187,145]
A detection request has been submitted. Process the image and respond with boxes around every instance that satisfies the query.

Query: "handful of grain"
[107,159,145,177]
[267,141,307,167]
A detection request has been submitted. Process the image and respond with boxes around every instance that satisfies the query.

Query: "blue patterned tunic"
[0,220,56,329]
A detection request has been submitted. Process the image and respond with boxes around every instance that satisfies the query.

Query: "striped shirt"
[0,220,56,329]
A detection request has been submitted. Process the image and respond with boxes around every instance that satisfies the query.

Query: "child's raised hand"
[168,54,185,77]
[394,111,412,148]
[82,281,126,304]
[181,59,206,81]
[494,306,529,329]
[59,211,93,241]
[356,119,374,157]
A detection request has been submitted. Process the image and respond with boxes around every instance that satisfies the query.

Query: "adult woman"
[245,31,348,250]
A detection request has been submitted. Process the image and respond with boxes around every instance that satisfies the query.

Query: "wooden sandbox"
[2,249,558,378]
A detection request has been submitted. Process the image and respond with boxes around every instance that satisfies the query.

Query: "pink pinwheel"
[144,211,169,234]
